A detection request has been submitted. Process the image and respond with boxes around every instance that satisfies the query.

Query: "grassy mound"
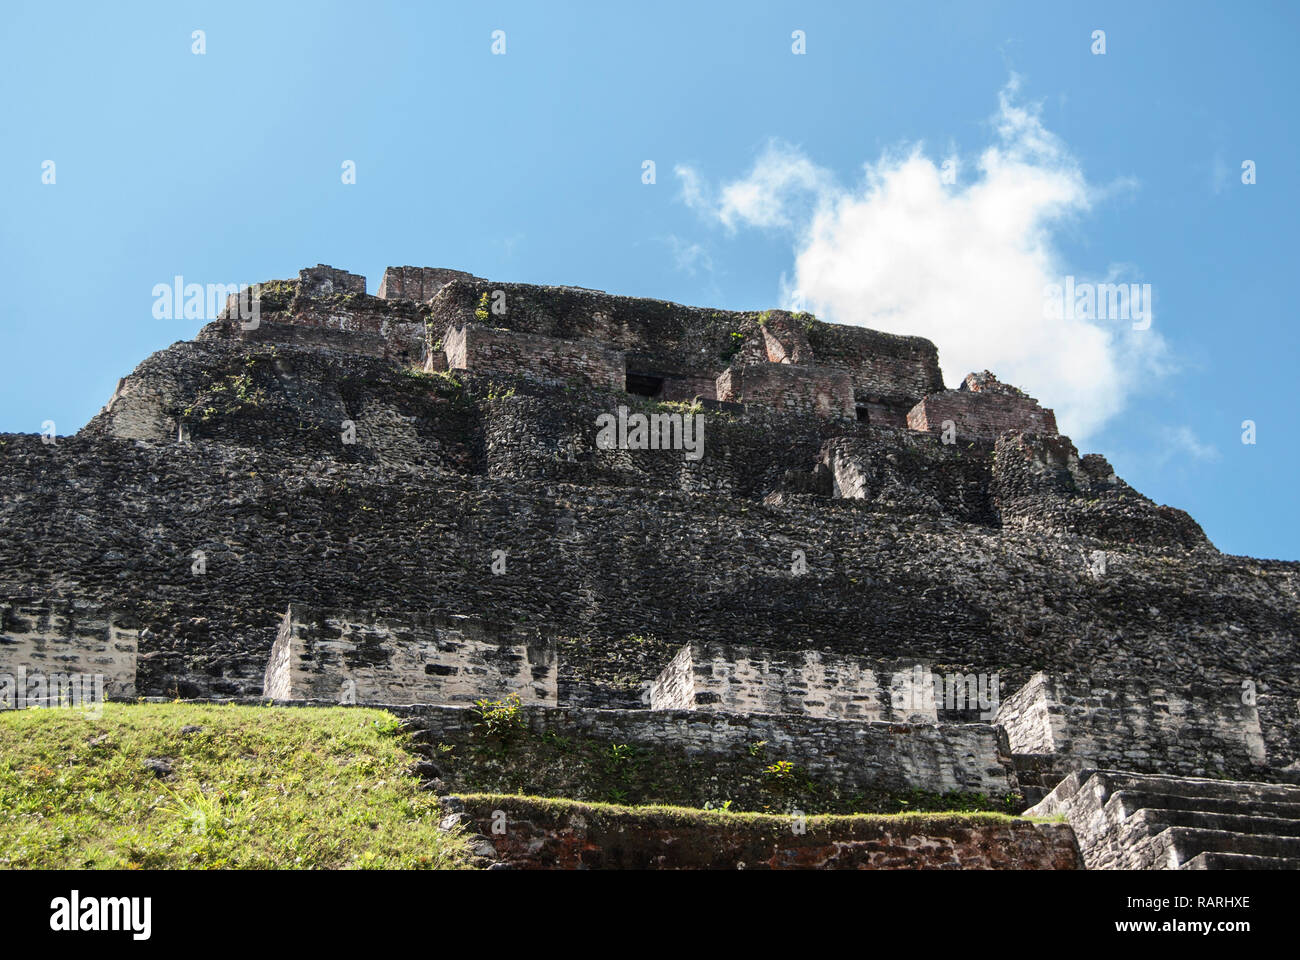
[0,702,469,869]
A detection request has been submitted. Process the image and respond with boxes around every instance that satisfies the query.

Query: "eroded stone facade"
[907,372,1059,439]
[377,266,478,301]
[5,262,1298,870]
[650,642,943,722]
[716,362,855,420]
[997,672,1267,780]
[399,702,1017,804]
[263,606,557,706]
[449,795,1083,869]
[442,323,625,392]
[0,599,138,698]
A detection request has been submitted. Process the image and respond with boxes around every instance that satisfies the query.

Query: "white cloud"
[1159,425,1220,464]
[716,143,835,231]
[666,235,714,276]
[675,76,1169,442]
[674,164,709,212]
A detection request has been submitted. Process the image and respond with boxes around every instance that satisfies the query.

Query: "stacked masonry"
[3,263,1298,870]
[1028,770,1300,870]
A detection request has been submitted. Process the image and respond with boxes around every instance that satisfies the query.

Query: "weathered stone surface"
[442,322,625,392]
[907,371,1058,439]
[650,642,943,722]
[2,262,1299,870]
[822,432,997,523]
[263,605,557,706]
[0,598,138,698]
[297,264,366,297]
[1026,769,1300,870]
[377,266,479,301]
[425,278,943,414]
[992,431,1208,547]
[397,702,1018,812]
[997,672,1266,781]
[451,795,1083,869]
[202,271,429,364]
[716,362,855,420]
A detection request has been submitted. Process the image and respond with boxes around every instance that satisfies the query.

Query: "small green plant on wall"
[472,693,525,738]
[720,330,745,363]
[764,759,797,781]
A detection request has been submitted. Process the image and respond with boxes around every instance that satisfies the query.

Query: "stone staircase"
[1026,769,1300,869]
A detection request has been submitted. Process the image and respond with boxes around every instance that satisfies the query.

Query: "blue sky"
[2,1,1296,559]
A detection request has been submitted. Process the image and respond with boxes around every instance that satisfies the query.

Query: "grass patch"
[453,792,1022,833]
[0,703,469,869]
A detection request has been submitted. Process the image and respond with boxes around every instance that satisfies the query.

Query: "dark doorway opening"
[626,372,665,398]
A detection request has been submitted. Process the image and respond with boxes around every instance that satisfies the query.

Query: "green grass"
[451,792,1026,838]
[0,703,470,870]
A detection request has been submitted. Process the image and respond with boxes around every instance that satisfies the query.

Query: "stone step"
[1109,789,1300,822]
[1125,805,1300,838]
[1024,768,1300,823]
[1158,825,1300,865]
[1092,770,1300,805]
[1026,769,1300,869]
[1180,851,1300,870]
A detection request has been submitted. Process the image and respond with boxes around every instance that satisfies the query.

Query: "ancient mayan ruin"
[2,262,1298,871]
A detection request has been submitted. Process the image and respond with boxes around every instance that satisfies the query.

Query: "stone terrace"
[3,263,1298,869]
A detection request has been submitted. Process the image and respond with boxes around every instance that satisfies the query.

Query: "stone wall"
[821,433,998,525]
[627,369,720,403]
[0,599,138,697]
[95,374,178,442]
[647,643,695,709]
[449,795,1082,869]
[992,432,1209,548]
[962,370,1025,397]
[854,395,908,428]
[296,264,366,297]
[4,422,1292,765]
[262,606,557,706]
[443,323,625,392]
[804,323,944,419]
[204,267,429,363]
[8,262,1300,783]
[426,278,942,410]
[760,320,809,364]
[236,301,427,362]
[907,376,1058,439]
[377,266,478,301]
[87,338,477,469]
[716,362,855,420]
[997,673,1060,754]
[477,379,840,502]
[397,702,1018,811]
[996,672,1268,779]
[650,642,944,722]
[443,322,468,370]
